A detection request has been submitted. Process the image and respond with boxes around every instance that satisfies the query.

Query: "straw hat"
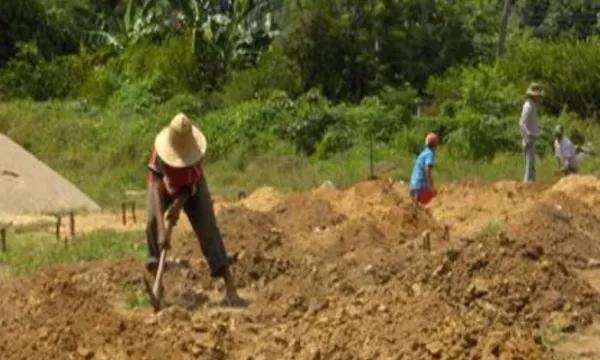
[526,82,544,97]
[154,113,207,168]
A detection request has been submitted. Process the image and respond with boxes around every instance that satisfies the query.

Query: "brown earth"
[2,176,600,359]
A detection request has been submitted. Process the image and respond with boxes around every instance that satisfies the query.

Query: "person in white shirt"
[553,125,578,175]
[519,83,544,183]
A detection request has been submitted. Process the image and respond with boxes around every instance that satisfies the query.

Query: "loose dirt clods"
[2,176,600,359]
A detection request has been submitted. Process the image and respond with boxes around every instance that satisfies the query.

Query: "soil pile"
[506,191,600,269]
[2,177,600,359]
[0,268,245,360]
[0,133,101,216]
[241,186,283,213]
[270,192,346,234]
[317,180,440,239]
[430,179,546,236]
[547,174,600,218]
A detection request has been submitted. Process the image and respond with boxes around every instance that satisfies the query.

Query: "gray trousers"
[523,139,536,182]
[145,176,230,278]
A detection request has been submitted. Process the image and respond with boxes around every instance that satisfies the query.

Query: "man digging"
[145,113,246,307]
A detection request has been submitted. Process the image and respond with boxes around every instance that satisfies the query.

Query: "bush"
[427,62,522,119]
[217,44,303,106]
[276,88,335,155]
[201,90,295,161]
[0,41,91,100]
[500,37,600,117]
[444,112,520,160]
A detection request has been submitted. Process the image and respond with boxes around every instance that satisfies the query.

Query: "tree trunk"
[498,0,512,56]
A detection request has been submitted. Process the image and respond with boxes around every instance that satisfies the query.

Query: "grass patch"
[123,285,152,310]
[206,142,600,201]
[2,99,600,208]
[481,220,506,237]
[0,228,145,276]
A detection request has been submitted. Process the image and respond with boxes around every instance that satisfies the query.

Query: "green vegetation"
[123,285,152,310]
[1,0,600,206]
[481,220,505,237]
[0,228,145,275]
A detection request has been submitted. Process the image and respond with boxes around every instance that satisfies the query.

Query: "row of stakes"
[421,225,451,252]
[0,201,139,254]
[0,196,446,254]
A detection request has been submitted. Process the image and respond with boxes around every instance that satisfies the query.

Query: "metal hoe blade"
[143,275,162,312]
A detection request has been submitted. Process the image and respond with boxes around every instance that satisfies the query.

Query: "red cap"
[425,132,439,147]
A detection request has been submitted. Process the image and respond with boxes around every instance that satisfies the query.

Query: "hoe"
[143,191,190,312]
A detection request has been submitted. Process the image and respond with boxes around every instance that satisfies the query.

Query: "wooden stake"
[131,202,137,223]
[443,225,450,242]
[121,202,127,225]
[0,228,6,253]
[69,212,75,237]
[422,231,431,252]
[55,215,62,240]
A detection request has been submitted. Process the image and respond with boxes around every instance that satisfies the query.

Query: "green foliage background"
[1,0,600,206]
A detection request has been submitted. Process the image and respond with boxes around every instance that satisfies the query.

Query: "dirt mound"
[316,179,440,239]
[0,269,240,360]
[242,229,599,359]
[0,133,101,216]
[171,204,296,290]
[430,179,545,236]
[388,232,600,359]
[270,192,346,233]
[505,192,600,269]
[240,186,282,213]
[547,174,600,217]
[3,177,600,360]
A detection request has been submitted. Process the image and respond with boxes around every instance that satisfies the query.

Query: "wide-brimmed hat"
[154,113,207,168]
[526,82,544,97]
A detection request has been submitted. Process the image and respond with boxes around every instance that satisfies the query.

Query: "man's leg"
[524,141,536,182]
[145,183,173,274]
[183,176,246,306]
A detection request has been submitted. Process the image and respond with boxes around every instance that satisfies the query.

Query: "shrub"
[500,37,600,117]
[201,90,295,161]
[217,44,303,106]
[276,88,335,155]
[0,41,91,100]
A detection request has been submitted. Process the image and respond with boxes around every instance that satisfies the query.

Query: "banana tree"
[76,0,173,49]
[171,0,280,67]
[74,0,281,69]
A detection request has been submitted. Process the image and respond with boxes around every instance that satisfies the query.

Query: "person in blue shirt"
[409,132,439,205]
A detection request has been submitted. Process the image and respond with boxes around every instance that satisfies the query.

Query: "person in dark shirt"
[145,113,245,306]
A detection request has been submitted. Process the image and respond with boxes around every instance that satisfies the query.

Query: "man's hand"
[157,228,169,251]
[164,205,182,225]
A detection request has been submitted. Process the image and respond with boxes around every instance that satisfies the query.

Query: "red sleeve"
[147,147,163,184]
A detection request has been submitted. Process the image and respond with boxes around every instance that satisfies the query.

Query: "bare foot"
[221,291,250,308]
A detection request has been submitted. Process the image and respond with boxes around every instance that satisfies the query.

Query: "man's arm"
[150,176,167,249]
[554,142,562,169]
[519,102,535,139]
[425,165,434,190]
